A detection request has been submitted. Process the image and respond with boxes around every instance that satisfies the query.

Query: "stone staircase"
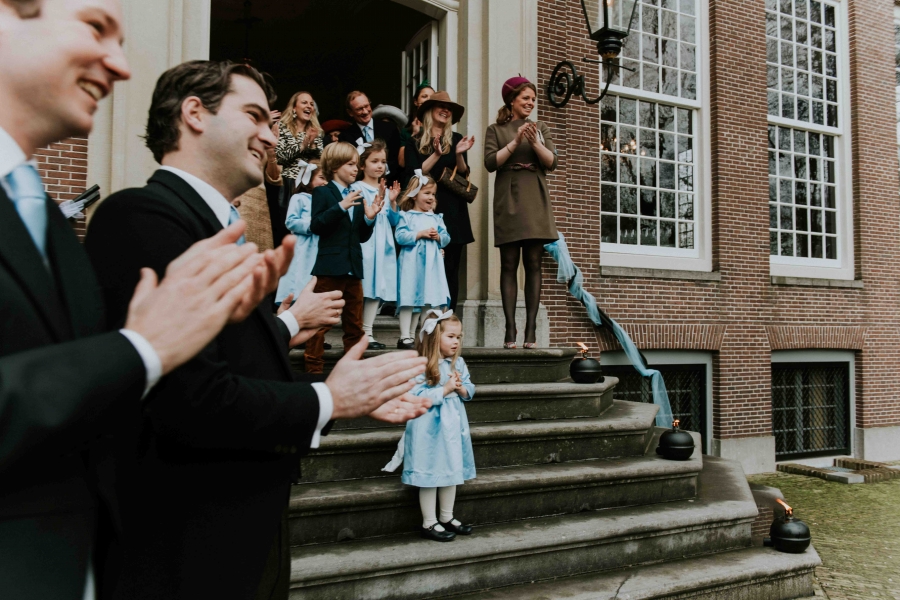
[288,343,819,599]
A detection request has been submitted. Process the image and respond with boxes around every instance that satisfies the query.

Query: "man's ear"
[181,96,207,135]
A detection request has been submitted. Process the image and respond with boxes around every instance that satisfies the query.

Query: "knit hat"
[502,76,534,105]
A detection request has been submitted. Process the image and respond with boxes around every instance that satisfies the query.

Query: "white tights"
[362,299,380,340]
[398,306,446,341]
[418,486,458,529]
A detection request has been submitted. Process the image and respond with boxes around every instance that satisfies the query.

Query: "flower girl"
[275,160,326,305]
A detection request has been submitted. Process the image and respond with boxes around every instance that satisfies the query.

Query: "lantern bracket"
[546,58,631,109]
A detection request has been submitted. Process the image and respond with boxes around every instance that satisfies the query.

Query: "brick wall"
[537,0,900,438]
[34,136,89,238]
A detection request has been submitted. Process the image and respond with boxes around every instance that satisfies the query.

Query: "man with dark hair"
[85,59,430,600]
[0,1,288,599]
[338,90,402,184]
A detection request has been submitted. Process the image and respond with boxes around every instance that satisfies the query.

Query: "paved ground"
[749,463,900,600]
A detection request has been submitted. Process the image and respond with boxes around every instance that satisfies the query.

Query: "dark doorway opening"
[210,0,432,120]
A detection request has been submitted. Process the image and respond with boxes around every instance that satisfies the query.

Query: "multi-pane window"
[601,0,700,256]
[894,16,900,161]
[768,126,838,259]
[601,97,695,249]
[766,0,843,264]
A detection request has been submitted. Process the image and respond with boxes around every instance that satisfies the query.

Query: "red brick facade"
[537,0,900,440]
[35,136,89,238]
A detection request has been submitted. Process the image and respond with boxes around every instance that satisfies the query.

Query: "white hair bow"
[406,169,429,198]
[355,137,372,156]
[296,160,318,186]
[419,309,454,341]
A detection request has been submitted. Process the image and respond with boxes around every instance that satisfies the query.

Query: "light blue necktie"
[4,163,48,258]
[364,125,372,143]
[228,204,245,245]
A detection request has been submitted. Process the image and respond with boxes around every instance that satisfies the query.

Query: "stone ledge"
[601,265,722,281]
[770,276,864,288]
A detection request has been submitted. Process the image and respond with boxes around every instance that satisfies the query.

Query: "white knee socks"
[399,308,415,341]
[362,299,380,340]
[419,486,459,530]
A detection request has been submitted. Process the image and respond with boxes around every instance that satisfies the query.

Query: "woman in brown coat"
[484,76,558,349]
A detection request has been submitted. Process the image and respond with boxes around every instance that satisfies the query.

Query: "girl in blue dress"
[275,160,327,304]
[351,139,401,349]
[395,171,451,348]
[393,310,476,542]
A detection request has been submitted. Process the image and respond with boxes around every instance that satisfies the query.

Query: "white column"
[87,0,210,208]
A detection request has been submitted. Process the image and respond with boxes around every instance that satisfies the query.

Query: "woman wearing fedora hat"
[484,76,559,350]
[404,91,476,313]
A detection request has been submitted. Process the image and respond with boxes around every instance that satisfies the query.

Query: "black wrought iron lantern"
[548,0,640,108]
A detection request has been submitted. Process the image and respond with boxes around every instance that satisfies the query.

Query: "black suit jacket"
[339,119,401,184]
[85,169,326,600]
[309,181,375,279]
[0,188,145,600]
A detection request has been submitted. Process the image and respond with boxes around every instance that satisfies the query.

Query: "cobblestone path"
[749,467,900,600]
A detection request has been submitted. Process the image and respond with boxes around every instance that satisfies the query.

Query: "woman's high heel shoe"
[503,328,518,349]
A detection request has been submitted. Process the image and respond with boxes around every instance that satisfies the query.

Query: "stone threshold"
[777,457,900,484]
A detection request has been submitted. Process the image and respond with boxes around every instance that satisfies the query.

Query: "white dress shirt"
[0,127,162,397]
[158,166,333,446]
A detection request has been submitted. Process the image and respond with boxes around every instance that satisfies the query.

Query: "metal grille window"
[772,362,850,459]
[768,125,838,259]
[766,0,844,265]
[600,0,701,257]
[605,364,706,451]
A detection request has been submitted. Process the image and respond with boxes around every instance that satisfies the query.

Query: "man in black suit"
[85,60,429,600]
[338,90,401,184]
[0,1,286,599]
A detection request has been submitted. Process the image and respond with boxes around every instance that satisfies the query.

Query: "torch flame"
[775,498,793,517]
[673,419,680,428]
[577,342,589,354]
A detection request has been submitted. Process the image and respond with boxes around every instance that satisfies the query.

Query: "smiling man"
[338,90,401,184]
[84,60,430,600]
[0,1,293,599]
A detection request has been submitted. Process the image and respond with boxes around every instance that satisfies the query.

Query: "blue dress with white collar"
[395,210,451,310]
[351,181,399,302]
[275,192,318,303]
[401,356,477,488]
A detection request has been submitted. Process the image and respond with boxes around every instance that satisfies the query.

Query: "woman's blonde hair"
[281,91,321,139]
[416,313,463,386]
[320,142,358,181]
[416,109,454,156]
[399,175,436,211]
[496,82,538,125]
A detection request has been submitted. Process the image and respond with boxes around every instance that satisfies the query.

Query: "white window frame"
[768,0,854,281]
[600,0,712,272]
[601,350,713,452]
[401,22,440,115]
[893,6,900,159]
[771,349,856,463]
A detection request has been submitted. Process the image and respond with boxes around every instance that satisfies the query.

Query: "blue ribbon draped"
[544,234,673,428]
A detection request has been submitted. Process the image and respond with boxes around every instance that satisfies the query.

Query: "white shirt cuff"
[310,382,334,448]
[277,311,300,338]
[119,329,162,399]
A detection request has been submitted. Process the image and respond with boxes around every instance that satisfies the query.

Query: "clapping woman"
[276,92,325,222]
[484,77,558,349]
[403,91,475,313]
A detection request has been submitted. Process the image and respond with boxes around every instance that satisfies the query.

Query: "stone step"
[325,315,402,345]
[288,457,758,600]
[333,379,618,431]
[298,400,658,483]
[450,545,821,600]
[289,453,701,545]
[290,347,581,385]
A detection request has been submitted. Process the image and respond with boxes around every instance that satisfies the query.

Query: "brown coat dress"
[484,119,559,246]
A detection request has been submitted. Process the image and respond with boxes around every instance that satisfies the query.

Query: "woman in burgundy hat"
[484,76,559,349]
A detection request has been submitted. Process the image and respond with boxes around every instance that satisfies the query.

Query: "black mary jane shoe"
[368,340,386,350]
[397,338,416,350]
[439,520,473,535]
[420,524,456,542]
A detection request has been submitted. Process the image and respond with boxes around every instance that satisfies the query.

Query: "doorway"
[210,0,435,121]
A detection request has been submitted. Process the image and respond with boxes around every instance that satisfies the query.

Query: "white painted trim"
[600,0,712,273]
[768,0,855,281]
[771,349,857,457]
[601,350,713,453]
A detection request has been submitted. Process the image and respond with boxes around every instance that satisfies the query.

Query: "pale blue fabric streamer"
[543,234,673,428]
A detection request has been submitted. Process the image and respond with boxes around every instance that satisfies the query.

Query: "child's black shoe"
[397,338,416,350]
[420,524,456,542]
[439,519,473,535]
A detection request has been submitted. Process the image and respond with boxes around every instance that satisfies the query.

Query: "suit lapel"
[0,188,71,340]
[150,170,293,378]
[328,182,351,223]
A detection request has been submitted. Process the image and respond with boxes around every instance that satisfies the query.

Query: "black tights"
[499,241,544,344]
